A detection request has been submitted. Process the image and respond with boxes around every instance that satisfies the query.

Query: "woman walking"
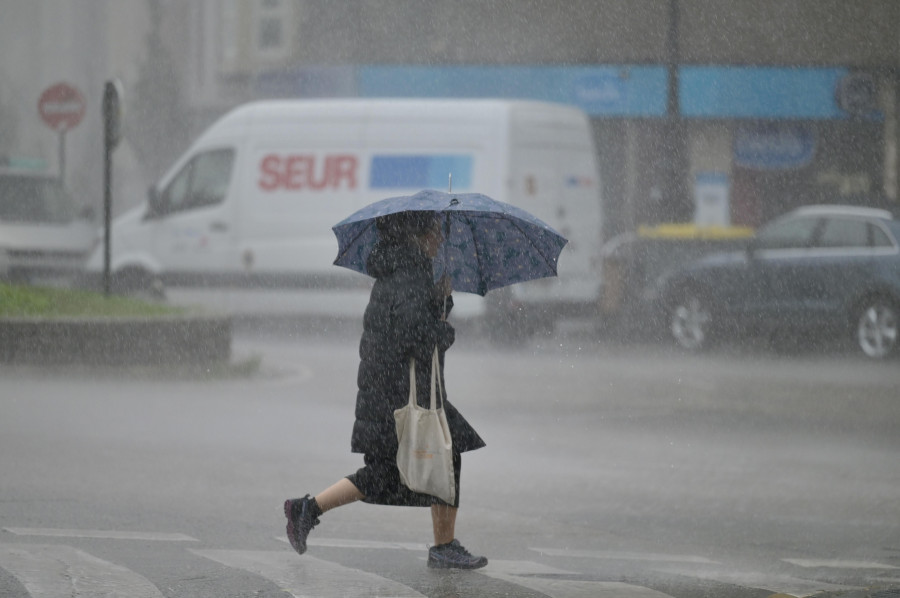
[283,210,487,569]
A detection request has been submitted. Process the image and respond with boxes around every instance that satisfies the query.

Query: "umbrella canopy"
[332,189,568,296]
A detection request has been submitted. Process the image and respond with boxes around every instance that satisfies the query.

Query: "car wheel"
[670,291,714,351]
[855,298,899,359]
[113,268,166,302]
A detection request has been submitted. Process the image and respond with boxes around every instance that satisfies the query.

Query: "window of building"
[255,0,291,60]
[219,0,240,71]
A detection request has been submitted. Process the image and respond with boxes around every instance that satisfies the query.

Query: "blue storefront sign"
[356,65,667,117]
[255,64,872,122]
[733,123,817,170]
[679,66,874,120]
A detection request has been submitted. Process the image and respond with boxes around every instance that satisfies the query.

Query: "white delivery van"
[86,99,602,328]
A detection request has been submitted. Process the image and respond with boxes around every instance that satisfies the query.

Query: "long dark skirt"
[345,452,461,508]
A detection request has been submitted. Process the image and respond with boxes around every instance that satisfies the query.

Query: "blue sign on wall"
[733,123,817,170]
[254,64,872,121]
[357,65,667,117]
[680,66,853,120]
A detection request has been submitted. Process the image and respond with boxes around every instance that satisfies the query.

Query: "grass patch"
[0,282,186,318]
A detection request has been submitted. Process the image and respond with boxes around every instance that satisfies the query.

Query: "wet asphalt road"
[1,317,899,598]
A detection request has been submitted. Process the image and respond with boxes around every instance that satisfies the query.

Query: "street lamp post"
[102,80,123,297]
[662,0,690,223]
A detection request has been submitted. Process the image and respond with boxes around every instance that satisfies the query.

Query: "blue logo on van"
[370,155,472,189]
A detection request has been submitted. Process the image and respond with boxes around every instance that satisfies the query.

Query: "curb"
[0,314,232,366]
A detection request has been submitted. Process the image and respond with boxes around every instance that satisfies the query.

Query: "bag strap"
[408,348,445,411]
[431,347,444,411]
[408,357,417,408]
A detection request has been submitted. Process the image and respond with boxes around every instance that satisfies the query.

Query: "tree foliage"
[127,0,191,180]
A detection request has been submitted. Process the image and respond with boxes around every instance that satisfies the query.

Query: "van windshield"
[0,175,77,224]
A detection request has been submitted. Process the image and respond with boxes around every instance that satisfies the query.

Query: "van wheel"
[112,268,166,302]
[855,296,899,359]
[670,289,715,351]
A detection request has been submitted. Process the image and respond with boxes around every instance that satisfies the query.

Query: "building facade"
[2,0,899,235]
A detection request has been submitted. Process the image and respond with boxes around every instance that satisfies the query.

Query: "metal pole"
[663,0,689,222]
[58,127,66,184]
[103,120,112,296]
[102,81,121,296]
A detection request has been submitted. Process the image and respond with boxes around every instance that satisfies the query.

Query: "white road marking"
[0,543,164,598]
[531,547,860,597]
[531,547,719,564]
[311,538,428,551]
[651,564,856,597]
[3,527,199,541]
[783,558,900,570]
[275,535,427,551]
[483,559,675,598]
[193,548,426,598]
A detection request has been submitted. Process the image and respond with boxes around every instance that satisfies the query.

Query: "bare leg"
[431,504,457,545]
[315,478,364,513]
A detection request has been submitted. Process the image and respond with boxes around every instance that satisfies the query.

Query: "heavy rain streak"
[1,3,899,598]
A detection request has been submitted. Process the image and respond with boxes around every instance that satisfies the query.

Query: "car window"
[159,148,234,214]
[870,223,894,248]
[754,216,818,250]
[0,175,76,224]
[815,217,868,248]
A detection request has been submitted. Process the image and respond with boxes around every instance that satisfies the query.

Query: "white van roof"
[211,98,588,132]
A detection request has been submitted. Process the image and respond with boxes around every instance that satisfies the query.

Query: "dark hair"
[375,211,438,243]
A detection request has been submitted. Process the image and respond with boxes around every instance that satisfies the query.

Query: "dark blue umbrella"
[332,189,568,296]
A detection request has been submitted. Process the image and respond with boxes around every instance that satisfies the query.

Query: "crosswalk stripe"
[483,559,675,598]
[530,547,718,564]
[529,547,861,597]
[193,549,426,598]
[783,558,900,570]
[650,564,856,597]
[3,527,198,541]
[1,533,873,598]
[0,544,164,598]
[275,536,428,552]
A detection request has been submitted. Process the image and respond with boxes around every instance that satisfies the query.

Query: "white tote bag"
[394,348,456,504]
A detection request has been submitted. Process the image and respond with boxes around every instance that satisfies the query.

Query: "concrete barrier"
[0,314,232,366]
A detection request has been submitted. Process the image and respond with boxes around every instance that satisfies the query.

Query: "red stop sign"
[38,82,86,131]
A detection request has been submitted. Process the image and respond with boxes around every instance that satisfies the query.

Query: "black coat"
[350,241,485,458]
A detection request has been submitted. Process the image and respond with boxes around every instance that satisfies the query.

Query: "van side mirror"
[145,186,164,219]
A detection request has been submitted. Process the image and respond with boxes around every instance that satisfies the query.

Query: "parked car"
[598,223,754,339]
[0,169,96,284]
[657,205,900,358]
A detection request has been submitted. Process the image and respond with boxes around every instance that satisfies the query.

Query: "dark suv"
[659,205,900,358]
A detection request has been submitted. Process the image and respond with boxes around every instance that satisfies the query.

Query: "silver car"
[0,170,97,284]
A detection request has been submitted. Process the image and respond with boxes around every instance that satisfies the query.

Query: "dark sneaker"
[427,539,488,569]
[283,495,320,555]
